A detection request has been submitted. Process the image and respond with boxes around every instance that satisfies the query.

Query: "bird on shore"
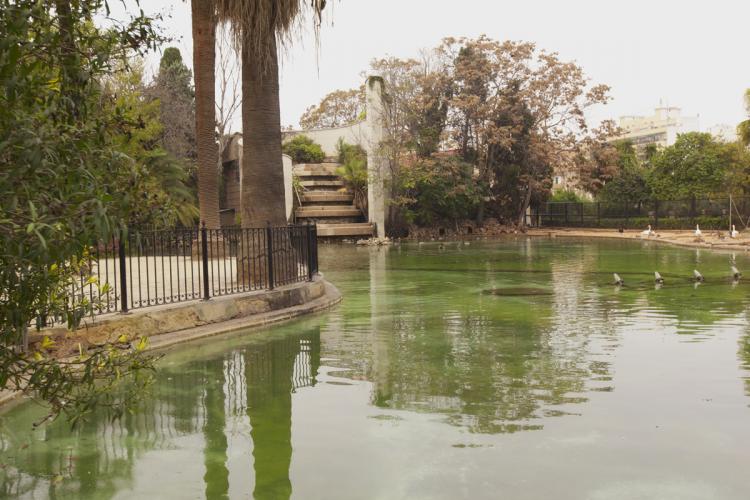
[693,270,705,282]
[695,225,702,237]
[613,273,624,286]
[732,265,741,280]
[641,225,654,237]
[654,271,664,284]
[731,225,740,239]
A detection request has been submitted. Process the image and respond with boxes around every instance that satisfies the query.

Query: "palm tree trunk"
[192,0,221,230]
[239,36,293,285]
[240,36,287,228]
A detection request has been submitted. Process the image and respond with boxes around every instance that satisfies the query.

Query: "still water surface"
[2,238,750,499]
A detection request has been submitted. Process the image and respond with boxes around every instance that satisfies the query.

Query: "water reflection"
[1,239,750,499]
[0,330,321,499]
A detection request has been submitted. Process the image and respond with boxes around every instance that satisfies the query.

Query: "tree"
[150,47,196,165]
[215,0,326,228]
[192,0,221,229]
[439,36,611,227]
[106,60,199,227]
[0,0,163,424]
[648,132,730,200]
[215,23,242,167]
[597,141,652,205]
[299,87,365,129]
[576,122,621,195]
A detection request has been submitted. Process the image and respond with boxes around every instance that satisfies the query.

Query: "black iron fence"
[36,223,319,328]
[534,196,750,230]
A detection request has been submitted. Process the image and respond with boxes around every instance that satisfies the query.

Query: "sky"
[113,0,750,132]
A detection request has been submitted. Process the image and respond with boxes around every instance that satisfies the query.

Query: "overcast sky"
[118,0,750,131]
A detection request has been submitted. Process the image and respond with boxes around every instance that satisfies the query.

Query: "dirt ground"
[526,227,750,252]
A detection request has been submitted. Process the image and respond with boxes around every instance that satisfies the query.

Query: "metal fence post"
[266,222,275,290]
[201,222,210,300]
[312,222,318,275]
[306,221,314,281]
[580,202,584,225]
[118,235,129,313]
[596,202,601,226]
[564,203,569,225]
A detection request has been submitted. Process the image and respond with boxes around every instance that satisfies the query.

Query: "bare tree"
[216,22,242,167]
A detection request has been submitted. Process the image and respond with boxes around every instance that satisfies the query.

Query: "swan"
[694,225,702,237]
[641,225,653,237]
[654,271,664,284]
[731,225,740,238]
[693,270,704,282]
[613,273,624,286]
[732,265,741,280]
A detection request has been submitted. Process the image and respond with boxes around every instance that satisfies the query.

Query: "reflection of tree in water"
[359,244,616,435]
[0,330,321,500]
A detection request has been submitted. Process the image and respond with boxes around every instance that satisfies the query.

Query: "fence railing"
[35,222,319,329]
[534,196,750,230]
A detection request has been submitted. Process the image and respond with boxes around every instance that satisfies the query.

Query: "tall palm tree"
[192,0,221,229]
[215,0,326,229]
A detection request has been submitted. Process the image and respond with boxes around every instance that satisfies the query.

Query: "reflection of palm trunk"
[246,340,296,500]
[203,360,229,499]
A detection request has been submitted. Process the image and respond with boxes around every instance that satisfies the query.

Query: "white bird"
[732,265,741,280]
[693,269,704,282]
[613,273,624,286]
[654,271,664,284]
[695,225,702,237]
[641,225,653,237]
[731,224,740,239]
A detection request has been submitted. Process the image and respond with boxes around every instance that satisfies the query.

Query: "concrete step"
[317,223,374,237]
[296,206,361,218]
[300,179,345,189]
[301,192,353,203]
[293,163,340,177]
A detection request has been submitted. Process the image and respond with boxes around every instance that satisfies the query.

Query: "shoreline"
[0,278,342,410]
[525,228,750,253]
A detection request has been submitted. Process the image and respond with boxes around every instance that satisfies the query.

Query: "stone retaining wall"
[31,276,331,356]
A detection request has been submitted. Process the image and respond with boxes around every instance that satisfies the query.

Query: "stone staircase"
[293,162,374,238]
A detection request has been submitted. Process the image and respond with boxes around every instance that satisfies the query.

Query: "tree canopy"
[0,0,165,424]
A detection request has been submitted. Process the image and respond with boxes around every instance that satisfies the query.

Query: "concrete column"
[365,76,389,239]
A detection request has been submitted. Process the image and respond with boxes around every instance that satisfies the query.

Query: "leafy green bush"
[282,135,325,164]
[336,139,368,214]
[396,156,482,226]
[549,190,585,203]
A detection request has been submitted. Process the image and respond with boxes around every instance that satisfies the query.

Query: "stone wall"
[31,277,334,356]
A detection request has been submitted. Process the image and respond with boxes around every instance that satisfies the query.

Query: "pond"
[2,237,750,499]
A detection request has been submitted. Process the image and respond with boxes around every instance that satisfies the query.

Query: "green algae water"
[3,237,750,499]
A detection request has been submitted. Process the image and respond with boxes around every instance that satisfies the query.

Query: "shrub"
[282,135,325,164]
[336,139,368,214]
[549,189,585,203]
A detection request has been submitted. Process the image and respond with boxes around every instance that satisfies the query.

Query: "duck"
[654,271,664,284]
[613,273,624,286]
[732,265,741,280]
[693,270,705,282]
[731,225,740,239]
[694,224,702,238]
[641,225,653,237]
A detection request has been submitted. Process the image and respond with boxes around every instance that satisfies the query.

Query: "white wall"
[282,121,368,158]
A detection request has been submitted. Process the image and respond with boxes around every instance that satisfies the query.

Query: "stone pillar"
[365,75,389,239]
[282,154,293,221]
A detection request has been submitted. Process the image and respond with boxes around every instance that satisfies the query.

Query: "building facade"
[616,104,700,150]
